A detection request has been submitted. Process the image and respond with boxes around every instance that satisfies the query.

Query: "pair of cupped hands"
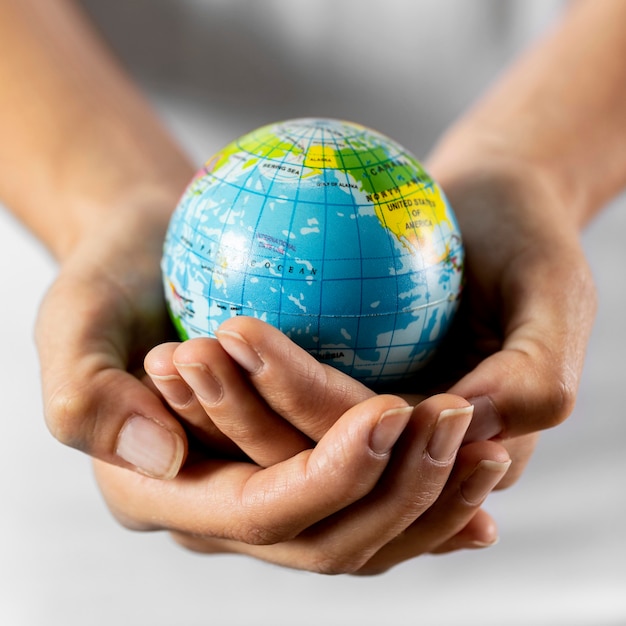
[34,153,595,575]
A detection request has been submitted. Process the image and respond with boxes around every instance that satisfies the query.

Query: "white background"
[1,2,624,624]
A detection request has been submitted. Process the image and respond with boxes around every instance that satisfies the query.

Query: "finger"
[36,272,188,479]
[428,508,500,554]
[167,506,500,560]
[358,441,511,573]
[453,244,596,441]
[172,338,314,466]
[171,442,513,562]
[208,395,475,574]
[94,394,415,543]
[215,316,376,441]
[494,432,539,489]
[144,342,241,458]
[172,466,506,560]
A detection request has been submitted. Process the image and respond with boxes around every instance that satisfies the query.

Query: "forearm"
[0,0,193,260]
[429,0,626,228]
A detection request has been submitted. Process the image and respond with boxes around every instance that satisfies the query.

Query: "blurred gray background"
[1,1,625,624]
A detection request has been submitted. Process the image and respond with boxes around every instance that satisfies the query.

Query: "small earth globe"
[162,118,463,385]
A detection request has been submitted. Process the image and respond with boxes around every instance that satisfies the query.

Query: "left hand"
[136,318,515,556]
[95,380,511,574]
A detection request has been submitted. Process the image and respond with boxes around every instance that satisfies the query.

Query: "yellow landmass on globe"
[303,144,339,169]
[373,184,452,263]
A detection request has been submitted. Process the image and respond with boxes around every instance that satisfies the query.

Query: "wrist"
[6,112,195,262]
[70,178,189,253]
[427,127,581,232]
[54,181,192,279]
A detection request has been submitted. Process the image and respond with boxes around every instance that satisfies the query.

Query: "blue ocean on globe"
[162,118,463,385]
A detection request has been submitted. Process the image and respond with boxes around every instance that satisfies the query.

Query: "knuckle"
[540,370,578,428]
[235,519,294,547]
[44,384,93,450]
[515,340,581,431]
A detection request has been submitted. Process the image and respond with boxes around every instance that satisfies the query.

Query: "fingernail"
[370,406,414,456]
[116,415,185,480]
[465,396,504,442]
[215,329,263,374]
[461,459,512,505]
[427,405,474,463]
[467,537,500,549]
[175,363,223,405]
[149,373,194,408]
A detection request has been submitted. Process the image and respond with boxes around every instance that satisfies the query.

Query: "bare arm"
[0,0,194,476]
[0,0,193,259]
[429,0,626,227]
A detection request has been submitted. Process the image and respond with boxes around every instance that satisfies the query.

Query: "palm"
[35,212,185,468]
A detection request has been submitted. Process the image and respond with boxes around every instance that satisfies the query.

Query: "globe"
[162,118,463,385]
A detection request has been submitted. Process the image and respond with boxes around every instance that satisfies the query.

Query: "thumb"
[452,245,596,441]
[35,270,187,479]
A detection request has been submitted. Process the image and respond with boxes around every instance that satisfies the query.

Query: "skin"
[2,0,625,573]
[0,0,195,474]
[95,388,511,574]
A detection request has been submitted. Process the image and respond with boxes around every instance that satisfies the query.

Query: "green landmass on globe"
[162,118,463,385]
